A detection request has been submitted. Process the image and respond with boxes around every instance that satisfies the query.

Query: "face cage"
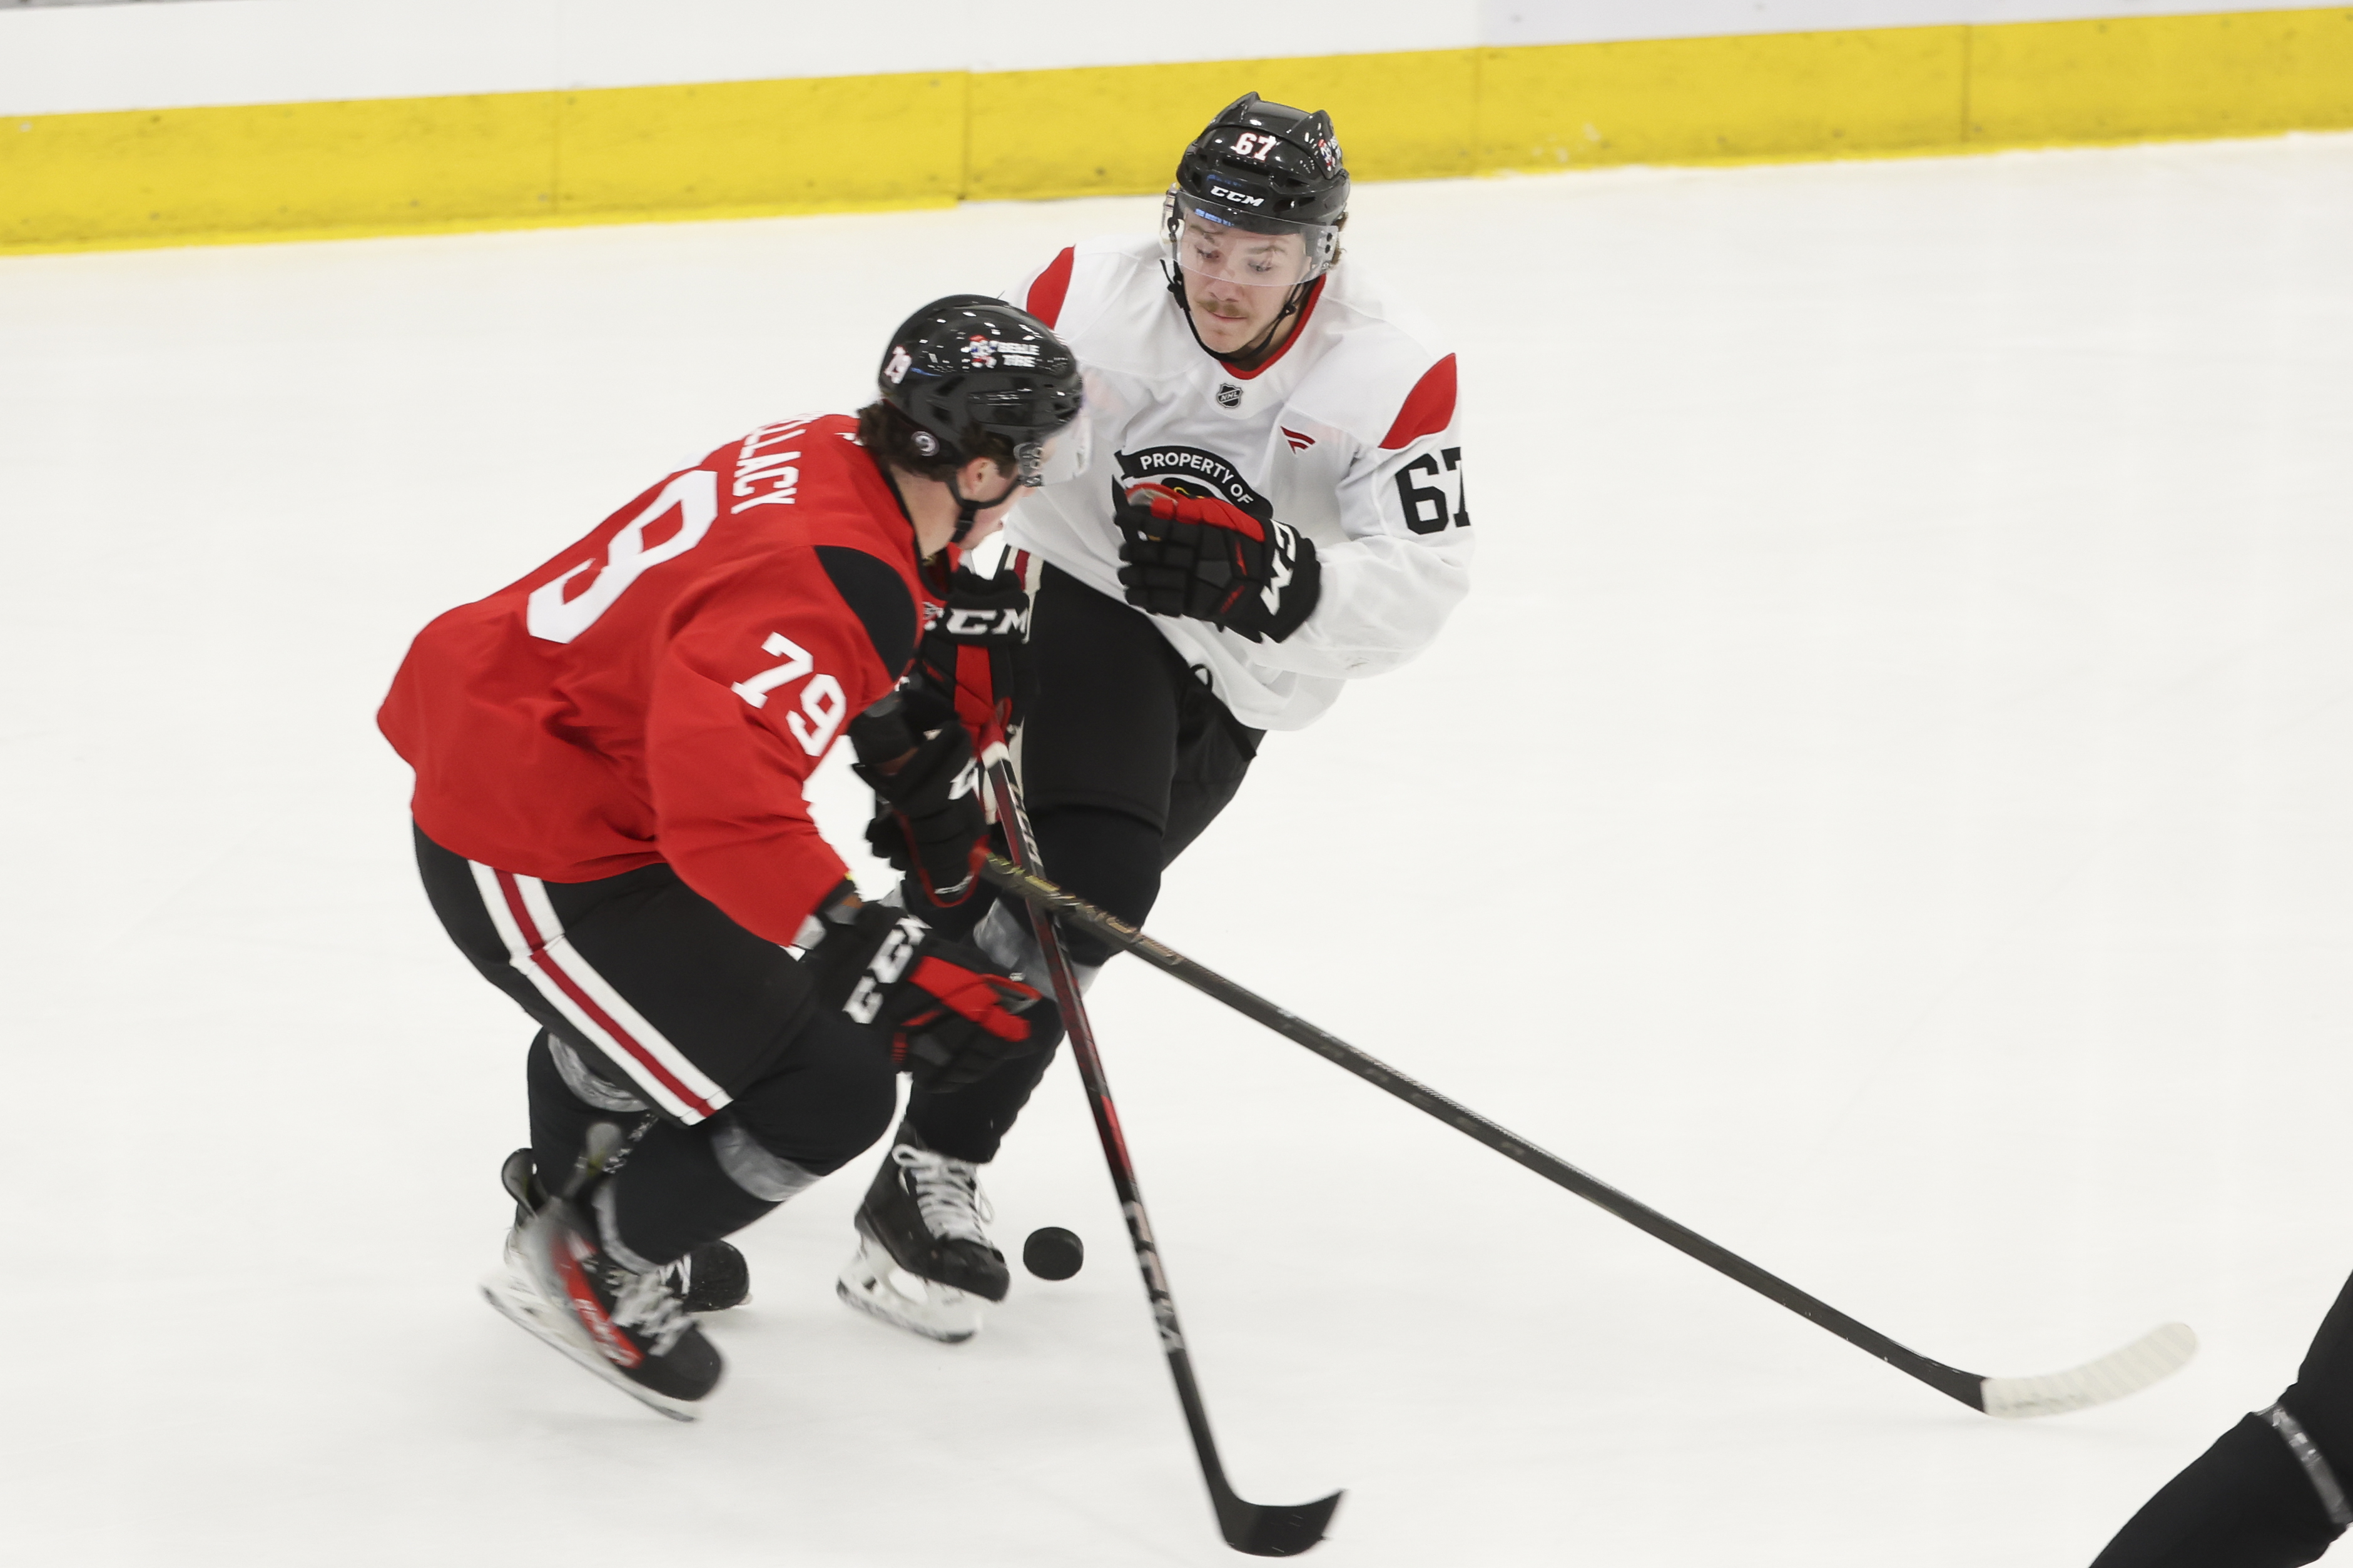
[942,412,1080,547]
[1160,187,1340,291]
[942,403,1087,493]
[942,382,1087,485]
[1012,407,1090,488]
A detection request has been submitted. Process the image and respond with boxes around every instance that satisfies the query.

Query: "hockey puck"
[1022,1227,1084,1281]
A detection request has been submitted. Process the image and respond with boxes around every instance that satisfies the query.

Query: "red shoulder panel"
[1025,248,1077,327]
[1379,353,1458,450]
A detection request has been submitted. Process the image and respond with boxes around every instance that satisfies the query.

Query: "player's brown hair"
[856,401,1017,485]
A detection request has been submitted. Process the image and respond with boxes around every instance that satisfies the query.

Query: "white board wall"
[0,0,2319,118]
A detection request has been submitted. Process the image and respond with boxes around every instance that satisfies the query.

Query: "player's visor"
[1013,407,1090,488]
[1169,210,1339,291]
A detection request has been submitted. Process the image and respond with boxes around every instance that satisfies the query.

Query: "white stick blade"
[1978,1322,2198,1419]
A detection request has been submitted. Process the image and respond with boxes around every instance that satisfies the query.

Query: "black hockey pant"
[903,564,1262,1164]
[2093,1268,2353,1566]
[415,825,897,1267]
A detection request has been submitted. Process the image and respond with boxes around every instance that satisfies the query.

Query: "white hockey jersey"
[1002,235,1471,732]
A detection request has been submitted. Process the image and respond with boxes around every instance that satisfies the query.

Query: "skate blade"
[480,1270,701,1424]
[834,1238,985,1345]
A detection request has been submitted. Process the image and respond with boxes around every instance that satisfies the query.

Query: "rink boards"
[4,6,2352,255]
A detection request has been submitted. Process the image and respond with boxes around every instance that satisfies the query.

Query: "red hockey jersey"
[379,414,930,947]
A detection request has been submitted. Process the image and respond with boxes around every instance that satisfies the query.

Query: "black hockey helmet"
[1164,93,1349,283]
[876,295,1086,493]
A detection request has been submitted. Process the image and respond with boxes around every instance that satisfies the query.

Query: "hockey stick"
[982,756,1343,1555]
[980,851,2196,1420]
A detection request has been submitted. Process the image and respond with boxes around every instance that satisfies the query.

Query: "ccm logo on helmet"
[1209,186,1266,207]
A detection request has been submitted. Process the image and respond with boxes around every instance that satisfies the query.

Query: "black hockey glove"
[802,889,1062,1093]
[1114,482,1321,644]
[908,560,1037,747]
[848,695,986,910]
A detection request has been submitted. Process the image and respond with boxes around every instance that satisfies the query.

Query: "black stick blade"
[1216,1489,1343,1557]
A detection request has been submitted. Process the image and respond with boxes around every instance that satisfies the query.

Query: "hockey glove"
[803,889,1062,1093]
[908,560,1036,748]
[1114,482,1322,644]
[848,696,987,909]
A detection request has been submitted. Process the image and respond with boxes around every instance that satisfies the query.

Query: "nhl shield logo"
[1216,382,1243,409]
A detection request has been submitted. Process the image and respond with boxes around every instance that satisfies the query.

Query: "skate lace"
[893,1144,994,1248]
[607,1264,695,1356]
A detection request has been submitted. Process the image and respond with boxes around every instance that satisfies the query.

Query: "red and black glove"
[1114,482,1321,643]
[803,889,1062,1093]
[848,695,986,910]
[908,560,1036,749]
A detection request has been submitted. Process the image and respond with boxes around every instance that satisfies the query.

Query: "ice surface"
[3,133,2352,1565]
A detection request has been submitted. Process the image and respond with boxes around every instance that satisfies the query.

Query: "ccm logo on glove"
[940,602,1029,639]
[844,915,927,1024]
[805,891,1063,1093]
[906,562,1038,751]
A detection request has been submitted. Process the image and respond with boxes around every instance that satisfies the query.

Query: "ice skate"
[501,1148,750,1312]
[481,1190,723,1421]
[836,1128,1008,1343]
